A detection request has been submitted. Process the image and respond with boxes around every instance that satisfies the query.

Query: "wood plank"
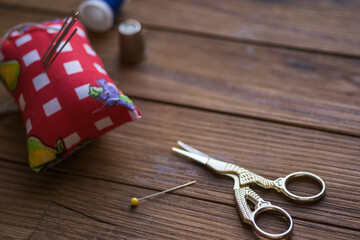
[0,160,63,240]
[1,7,360,136]
[125,0,360,56]
[1,0,359,56]
[99,29,360,136]
[30,203,119,240]
[32,175,360,239]
[0,100,359,231]
[0,2,358,239]
[0,0,82,14]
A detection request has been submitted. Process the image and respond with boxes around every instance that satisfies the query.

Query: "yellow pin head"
[131,197,139,206]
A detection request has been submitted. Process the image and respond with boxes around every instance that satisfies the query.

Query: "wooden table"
[0,1,359,239]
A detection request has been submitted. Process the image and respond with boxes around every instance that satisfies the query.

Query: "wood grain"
[125,0,360,56]
[1,0,359,56]
[0,160,63,240]
[1,7,360,136]
[31,175,360,239]
[100,29,360,136]
[0,2,359,239]
[29,203,119,240]
[0,100,359,232]
[0,0,82,14]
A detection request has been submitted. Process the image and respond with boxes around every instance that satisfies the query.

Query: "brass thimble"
[118,19,146,64]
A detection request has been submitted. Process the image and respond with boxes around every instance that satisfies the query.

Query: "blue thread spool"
[78,0,127,32]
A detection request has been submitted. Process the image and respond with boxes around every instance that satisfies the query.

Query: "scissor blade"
[177,141,210,158]
[172,147,209,165]
[173,147,230,174]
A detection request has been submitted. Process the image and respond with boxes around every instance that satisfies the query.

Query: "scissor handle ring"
[251,205,293,239]
[282,171,326,202]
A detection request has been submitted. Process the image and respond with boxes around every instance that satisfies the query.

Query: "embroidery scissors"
[172,141,326,239]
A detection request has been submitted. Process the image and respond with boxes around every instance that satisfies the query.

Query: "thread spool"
[78,0,127,32]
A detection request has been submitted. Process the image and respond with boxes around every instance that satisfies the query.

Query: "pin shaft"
[138,180,196,201]
[131,180,196,206]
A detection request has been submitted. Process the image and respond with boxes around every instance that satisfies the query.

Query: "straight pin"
[131,180,196,206]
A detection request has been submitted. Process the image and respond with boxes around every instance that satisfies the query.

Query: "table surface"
[0,0,359,239]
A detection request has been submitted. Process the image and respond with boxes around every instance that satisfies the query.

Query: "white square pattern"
[76,28,86,38]
[83,43,96,56]
[95,117,114,131]
[23,49,40,67]
[26,119,32,134]
[47,24,61,34]
[64,60,83,75]
[57,41,73,52]
[75,84,90,100]
[10,31,20,37]
[43,97,62,117]
[33,73,50,91]
[63,132,81,149]
[94,63,106,75]
[15,34,32,47]
[19,94,26,111]
[129,111,140,120]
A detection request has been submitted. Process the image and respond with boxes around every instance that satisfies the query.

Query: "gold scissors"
[172,141,326,239]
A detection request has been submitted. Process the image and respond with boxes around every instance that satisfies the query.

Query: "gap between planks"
[126,95,360,140]
[0,156,359,234]
[0,157,237,209]
[0,3,358,238]
[1,7,360,138]
[139,23,360,60]
[1,2,360,60]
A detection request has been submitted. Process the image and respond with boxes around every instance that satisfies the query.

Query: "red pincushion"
[0,19,140,171]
